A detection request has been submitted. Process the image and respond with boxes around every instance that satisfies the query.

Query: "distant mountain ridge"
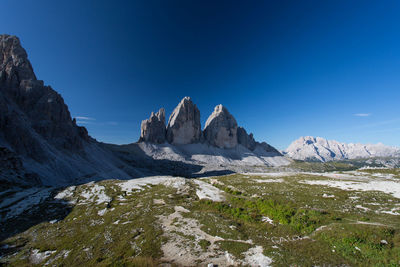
[285,136,400,162]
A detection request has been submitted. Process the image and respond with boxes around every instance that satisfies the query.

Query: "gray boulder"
[139,108,166,144]
[166,97,202,144]
[203,104,238,149]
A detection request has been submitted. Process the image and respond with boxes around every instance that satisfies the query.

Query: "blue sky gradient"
[1,0,400,149]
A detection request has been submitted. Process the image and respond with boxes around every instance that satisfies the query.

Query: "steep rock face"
[237,127,256,151]
[0,34,140,186]
[0,147,41,187]
[286,136,400,162]
[0,34,90,162]
[236,126,281,155]
[257,142,282,154]
[204,105,238,149]
[166,97,202,145]
[139,108,166,143]
[0,34,36,83]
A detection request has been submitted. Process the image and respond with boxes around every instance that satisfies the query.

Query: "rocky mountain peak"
[138,97,281,156]
[0,34,90,162]
[166,97,202,144]
[155,108,165,123]
[286,136,400,162]
[139,108,166,144]
[0,34,36,84]
[204,104,238,148]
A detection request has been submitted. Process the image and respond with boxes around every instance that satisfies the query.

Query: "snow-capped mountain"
[285,136,400,162]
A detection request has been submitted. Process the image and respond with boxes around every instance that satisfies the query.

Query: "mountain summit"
[285,136,400,162]
[138,98,281,155]
[0,34,138,185]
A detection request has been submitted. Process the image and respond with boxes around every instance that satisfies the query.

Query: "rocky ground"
[1,166,399,266]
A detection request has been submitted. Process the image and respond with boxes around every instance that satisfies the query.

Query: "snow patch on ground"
[193,180,225,202]
[54,186,76,203]
[80,184,111,205]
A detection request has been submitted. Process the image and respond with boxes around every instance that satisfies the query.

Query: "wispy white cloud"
[75,118,119,126]
[75,116,96,121]
[354,113,371,117]
[76,120,93,125]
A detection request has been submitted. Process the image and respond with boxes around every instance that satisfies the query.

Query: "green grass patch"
[200,196,328,234]
[198,239,211,251]
[216,241,252,259]
[316,224,400,266]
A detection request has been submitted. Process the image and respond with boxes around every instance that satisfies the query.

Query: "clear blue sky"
[1,0,400,149]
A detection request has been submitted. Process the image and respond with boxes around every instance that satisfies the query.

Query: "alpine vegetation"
[1,2,400,265]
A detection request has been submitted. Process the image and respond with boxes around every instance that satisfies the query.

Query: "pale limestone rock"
[139,108,166,143]
[203,104,237,149]
[166,97,201,144]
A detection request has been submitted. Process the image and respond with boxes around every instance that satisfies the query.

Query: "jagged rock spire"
[166,97,202,145]
[203,104,238,149]
[0,34,36,86]
[139,108,166,144]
